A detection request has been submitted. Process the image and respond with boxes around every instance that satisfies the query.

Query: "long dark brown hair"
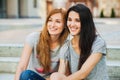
[37,8,69,72]
[66,4,96,70]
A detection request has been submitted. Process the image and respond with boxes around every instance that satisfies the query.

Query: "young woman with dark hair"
[50,4,109,80]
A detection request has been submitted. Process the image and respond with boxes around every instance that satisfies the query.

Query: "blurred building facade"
[0,0,46,18]
[0,0,120,19]
[97,0,120,17]
[47,0,120,18]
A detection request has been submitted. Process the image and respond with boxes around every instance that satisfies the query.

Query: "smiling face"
[67,11,81,36]
[47,13,64,36]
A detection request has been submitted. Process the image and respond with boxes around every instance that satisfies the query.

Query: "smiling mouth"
[50,28,57,31]
[70,28,77,31]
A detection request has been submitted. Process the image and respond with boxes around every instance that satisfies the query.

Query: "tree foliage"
[110,8,115,18]
[100,9,104,18]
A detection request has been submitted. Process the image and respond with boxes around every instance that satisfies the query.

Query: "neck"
[71,35,80,54]
[50,35,60,49]
[50,35,60,43]
[72,35,80,45]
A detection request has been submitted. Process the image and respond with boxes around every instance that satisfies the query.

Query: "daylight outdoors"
[0,0,120,80]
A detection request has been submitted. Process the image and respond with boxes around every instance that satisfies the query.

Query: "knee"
[50,72,60,80]
[50,72,66,80]
[20,70,33,80]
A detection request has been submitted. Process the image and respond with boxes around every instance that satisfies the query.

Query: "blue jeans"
[20,70,46,80]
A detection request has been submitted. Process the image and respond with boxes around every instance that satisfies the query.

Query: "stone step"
[0,44,120,79]
[0,44,120,60]
[0,72,119,80]
[0,73,14,80]
[0,56,120,79]
[107,60,120,79]
[0,44,23,57]
[0,57,20,73]
[107,45,120,60]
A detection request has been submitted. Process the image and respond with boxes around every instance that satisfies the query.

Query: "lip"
[49,28,57,31]
[70,28,77,32]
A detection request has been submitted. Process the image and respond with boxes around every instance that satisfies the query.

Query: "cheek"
[59,26,64,32]
[77,23,81,28]
[66,22,71,31]
[67,21,69,26]
[67,22,70,30]
[58,23,64,29]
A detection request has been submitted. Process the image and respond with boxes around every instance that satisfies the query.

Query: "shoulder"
[92,35,106,54]
[59,40,70,60]
[27,32,40,38]
[62,40,70,48]
[60,40,70,52]
[26,32,40,40]
[25,32,41,47]
[93,35,106,46]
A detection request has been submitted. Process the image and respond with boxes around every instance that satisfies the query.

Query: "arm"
[58,59,70,76]
[66,53,102,80]
[58,59,67,74]
[50,59,70,80]
[14,43,32,80]
[58,41,70,75]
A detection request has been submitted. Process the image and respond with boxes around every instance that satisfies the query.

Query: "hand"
[46,77,50,80]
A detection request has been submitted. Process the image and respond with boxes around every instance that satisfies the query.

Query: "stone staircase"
[0,44,23,80]
[0,44,120,80]
[106,46,120,80]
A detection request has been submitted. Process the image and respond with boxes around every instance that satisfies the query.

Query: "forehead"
[50,13,62,19]
[68,11,79,18]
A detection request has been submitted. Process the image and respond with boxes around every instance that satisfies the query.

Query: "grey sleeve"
[59,41,69,60]
[91,36,106,55]
[25,32,39,48]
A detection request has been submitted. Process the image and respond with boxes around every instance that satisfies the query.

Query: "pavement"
[0,73,14,80]
[0,18,43,44]
[94,18,120,47]
[0,18,120,46]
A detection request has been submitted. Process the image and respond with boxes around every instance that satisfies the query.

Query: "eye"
[56,20,61,23]
[76,18,80,22]
[67,17,72,21]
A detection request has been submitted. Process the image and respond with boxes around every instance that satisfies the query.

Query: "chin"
[71,33,76,36]
[70,31,79,36]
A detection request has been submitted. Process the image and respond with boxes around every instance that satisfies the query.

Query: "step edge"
[0,57,20,62]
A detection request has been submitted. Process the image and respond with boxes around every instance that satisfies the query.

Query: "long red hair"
[37,8,69,72]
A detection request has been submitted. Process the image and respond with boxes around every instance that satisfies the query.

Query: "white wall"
[53,0,67,9]
[27,0,46,18]
[7,0,19,18]
[37,0,47,19]
[20,0,28,17]
[6,0,47,18]
[98,0,120,17]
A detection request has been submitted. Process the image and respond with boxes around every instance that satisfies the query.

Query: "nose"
[50,21,56,28]
[70,21,75,27]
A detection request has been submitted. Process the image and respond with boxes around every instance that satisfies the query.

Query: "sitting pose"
[14,8,69,80]
[50,4,109,80]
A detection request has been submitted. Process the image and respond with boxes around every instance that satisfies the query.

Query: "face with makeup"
[47,13,64,36]
[67,11,81,36]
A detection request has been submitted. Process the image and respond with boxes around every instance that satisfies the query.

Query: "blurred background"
[0,0,120,18]
[0,0,120,80]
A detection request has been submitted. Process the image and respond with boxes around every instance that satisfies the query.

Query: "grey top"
[60,35,109,80]
[25,32,62,76]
